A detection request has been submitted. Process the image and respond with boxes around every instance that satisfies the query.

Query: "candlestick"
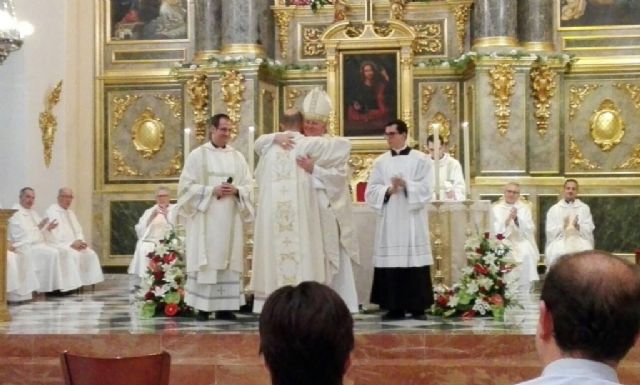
[184,127,191,164]
[248,125,255,172]
[432,123,440,201]
[462,121,471,199]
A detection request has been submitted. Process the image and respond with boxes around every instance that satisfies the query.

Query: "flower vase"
[492,306,505,322]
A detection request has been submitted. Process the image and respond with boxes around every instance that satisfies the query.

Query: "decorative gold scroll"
[274,9,293,59]
[421,85,435,115]
[425,112,452,142]
[112,94,141,131]
[186,71,209,143]
[530,65,557,136]
[615,144,640,170]
[614,83,640,111]
[452,4,471,53]
[589,99,625,152]
[441,85,457,114]
[156,149,183,177]
[389,0,407,21]
[568,84,600,121]
[112,148,142,176]
[38,80,62,168]
[155,94,182,119]
[131,108,165,159]
[411,23,443,54]
[348,152,378,189]
[221,70,246,137]
[334,0,348,21]
[568,136,601,170]
[489,64,515,136]
[302,27,326,57]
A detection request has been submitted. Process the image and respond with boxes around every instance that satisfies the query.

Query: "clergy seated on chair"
[45,188,104,287]
[6,243,40,302]
[491,182,539,293]
[544,179,594,267]
[129,186,176,278]
[9,187,83,294]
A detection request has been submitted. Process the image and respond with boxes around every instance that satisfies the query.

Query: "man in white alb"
[45,187,104,287]
[9,187,82,293]
[177,113,253,321]
[426,134,466,201]
[2,202,39,302]
[491,182,539,293]
[129,186,175,277]
[545,179,594,266]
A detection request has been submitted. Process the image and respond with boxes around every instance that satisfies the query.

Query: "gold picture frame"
[106,0,191,44]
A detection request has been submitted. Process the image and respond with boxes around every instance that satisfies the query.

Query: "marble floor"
[1,274,539,335]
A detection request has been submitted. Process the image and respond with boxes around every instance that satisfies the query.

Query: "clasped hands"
[213,182,238,199]
[563,215,580,231]
[38,217,58,231]
[388,176,406,195]
[71,239,88,251]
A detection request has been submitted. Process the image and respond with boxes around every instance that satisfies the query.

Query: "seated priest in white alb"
[129,186,175,277]
[6,243,40,302]
[545,179,594,266]
[9,187,83,293]
[45,188,104,287]
[491,182,539,293]
[426,134,466,201]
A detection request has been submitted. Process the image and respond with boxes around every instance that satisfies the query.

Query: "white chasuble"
[545,199,594,266]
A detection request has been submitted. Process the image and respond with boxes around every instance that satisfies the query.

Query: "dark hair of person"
[259,281,354,385]
[209,113,230,129]
[564,178,579,188]
[385,119,408,135]
[19,187,34,199]
[281,110,303,130]
[541,250,640,363]
[426,134,445,144]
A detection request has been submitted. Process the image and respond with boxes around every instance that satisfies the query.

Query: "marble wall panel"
[110,200,154,255]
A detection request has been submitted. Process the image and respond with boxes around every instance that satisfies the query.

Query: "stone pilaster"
[221,0,266,57]
[518,0,554,53]
[194,0,222,63]
[472,0,519,52]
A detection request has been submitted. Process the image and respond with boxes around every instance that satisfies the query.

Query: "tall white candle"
[248,125,255,172]
[183,127,191,164]
[432,123,440,201]
[462,121,471,199]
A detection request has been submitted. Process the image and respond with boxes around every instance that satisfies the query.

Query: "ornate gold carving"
[112,148,142,176]
[568,84,601,121]
[348,153,377,187]
[421,85,436,115]
[111,94,141,131]
[441,85,457,114]
[411,23,443,54]
[390,0,407,21]
[568,136,601,170]
[589,99,625,152]
[345,24,364,38]
[423,112,452,147]
[38,80,62,168]
[615,145,640,170]
[187,72,209,143]
[302,27,326,57]
[221,70,246,137]
[131,108,165,159]
[373,24,393,37]
[489,64,515,136]
[285,87,313,109]
[274,9,293,59]
[156,149,183,177]
[154,94,182,119]
[452,4,471,53]
[614,83,640,111]
[530,65,557,136]
[334,0,348,21]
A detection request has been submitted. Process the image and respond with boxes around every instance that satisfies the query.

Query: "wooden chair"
[60,350,171,385]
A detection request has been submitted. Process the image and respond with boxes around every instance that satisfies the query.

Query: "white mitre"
[302,87,332,123]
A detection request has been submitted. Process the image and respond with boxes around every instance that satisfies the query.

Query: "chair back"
[60,350,170,385]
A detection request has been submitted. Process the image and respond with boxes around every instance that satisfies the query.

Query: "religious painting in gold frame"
[558,0,640,29]
[107,0,190,43]
[340,51,399,137]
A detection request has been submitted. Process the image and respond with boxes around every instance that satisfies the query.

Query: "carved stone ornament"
[156,149,183,177]
[302,26,326,57]
[186,72,209,143]
[389,0,407,21]
[615,144,640,170]
[112,148,142,176]
[568,84,600,121]
[614,83,640,111]
[112,94,141,131]
[38,80,63,168]
[221,70,246,137]
[274,9,293,59]
[489,64,515,136]
[452,4,471,53]
[421,85,435,115]
[131,108,165,159]
[411,23,443,54]
[530,65,557,136]
[425,112,452,143]
[348,153,378,186]
[589,99,625,152]
[155,94,182,119]
[334,0,348,21]
[568,136,601,170]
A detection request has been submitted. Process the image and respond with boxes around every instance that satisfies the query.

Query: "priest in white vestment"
[129,186,175,277]
[6,243,40,302]
[545,179,595,266]
[366,119,434,320]
[426,134,466,201]
[176,113,253,321]
[45,188,104,286]
[492,182,539,293]
[9,187,82,293]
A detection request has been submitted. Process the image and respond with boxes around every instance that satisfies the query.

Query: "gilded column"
[518,0,554,53]
[472,0,518,52]
[221,0,266,57]
[0,209,15,322]
[194,0,222,63]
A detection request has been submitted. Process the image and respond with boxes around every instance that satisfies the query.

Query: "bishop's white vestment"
[9,206,82,292]
[128,204,176,277]
[492,199,540,292]
[46,203,104,286]
[429,153,466,201]
[6,250,39,302]
[177,142,253,312]
[545,199,594,266]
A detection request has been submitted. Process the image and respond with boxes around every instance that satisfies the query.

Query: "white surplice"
[176,142,253,312]
[428,153,466,201]
[545,199,595,266]
[45,204,104,286]
[6,250,39,302]
[9,205,82,292]
[128,204,175,277]
[251,131,359,312]
[366,150,434,267]
[492,199,540,292]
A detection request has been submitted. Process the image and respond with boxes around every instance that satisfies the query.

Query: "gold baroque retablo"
[489,64,515,136]
[221,70,246,137]
[131,108,165,159]
[589,99,625,152]
[39,80,63,168]
[530,65,557,136]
